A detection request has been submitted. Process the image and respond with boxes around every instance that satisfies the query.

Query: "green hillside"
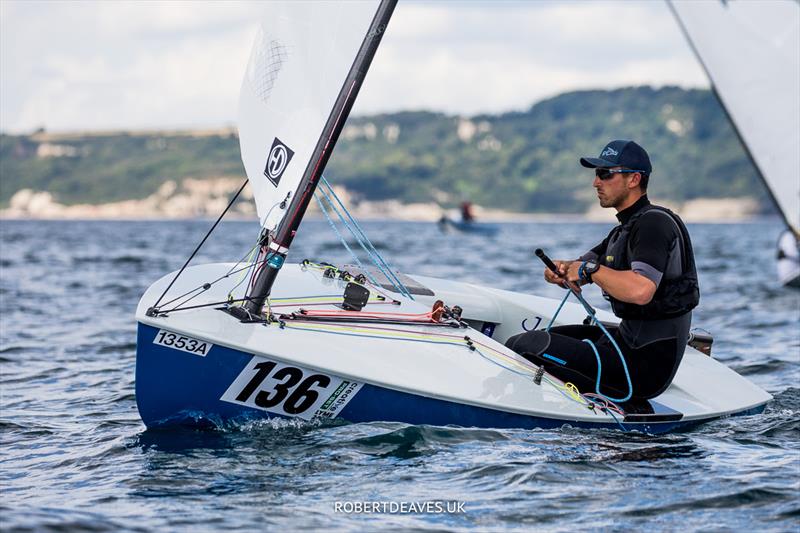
[0,86,770,213]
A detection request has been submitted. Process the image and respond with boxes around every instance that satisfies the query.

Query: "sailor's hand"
[560,261,586,292]
[565,261,583,283]
[543,260,583,292]
[544,260,571,285]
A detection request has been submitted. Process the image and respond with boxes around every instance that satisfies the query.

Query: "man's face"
[593,167,634,209]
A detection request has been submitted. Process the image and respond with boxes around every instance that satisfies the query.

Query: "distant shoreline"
[0,181,766,224]
[0,215,780,225]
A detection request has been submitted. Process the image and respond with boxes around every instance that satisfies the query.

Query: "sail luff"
[242,0,397,316]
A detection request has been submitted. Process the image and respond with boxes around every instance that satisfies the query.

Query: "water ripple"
[1,219,798,531]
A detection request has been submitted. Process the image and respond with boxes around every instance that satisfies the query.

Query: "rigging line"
[282,324,471,347]
[283,315,459,328]
[248,251,266,293]
[542,281,632,403]
[168,257,262,312]
[300,261,399,303]
[149,178,249,313]
[313,191,377,284]
[297,308,436,318]
[319,177,413,299]
[273,294,364,301]
[227,245,260,298]
[155,189,281,314]
[319,177,412,299]
[159,246,261,309]
[159,297,253,314]
[238,251,273,303]
[546,291,571,331]
[318,176,401,283]
[583,326,633,403]
[315,182,402,295]
[159,258,268,313]
[241,193,286,294]
[165,287,211,314]
[278,319,536,375]
[270,299,393,308]
[469,347,540,379]
[278,323,592,409]
[284,319,528,365]
[158,285,207,310]
[282,321,459,341]
[583,393,625,416]
[603,407,628,432]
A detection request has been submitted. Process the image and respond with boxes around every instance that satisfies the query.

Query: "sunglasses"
[594,168,642,180]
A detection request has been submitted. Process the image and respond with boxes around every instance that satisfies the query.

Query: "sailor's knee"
[505,333,522,351]
[505,330,551,356]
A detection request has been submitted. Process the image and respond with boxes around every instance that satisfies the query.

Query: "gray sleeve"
[578,251,600,261]
[631,260,663,287]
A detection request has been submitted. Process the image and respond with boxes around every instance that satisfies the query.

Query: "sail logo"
[601,147,619,157]
[264,138,294,187]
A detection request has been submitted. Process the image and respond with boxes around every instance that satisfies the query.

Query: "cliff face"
[3,179,760,222]
[4,178,255,219]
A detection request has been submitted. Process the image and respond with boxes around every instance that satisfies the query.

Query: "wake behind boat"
[134,0,771,433]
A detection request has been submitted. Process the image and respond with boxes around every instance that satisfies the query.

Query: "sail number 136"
[235,361,331,415]
[221,356,363,420]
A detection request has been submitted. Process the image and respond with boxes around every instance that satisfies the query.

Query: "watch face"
[586,261,599,273]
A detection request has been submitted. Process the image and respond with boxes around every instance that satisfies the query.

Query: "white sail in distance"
[670,0,800,233]
[238,1,380,230]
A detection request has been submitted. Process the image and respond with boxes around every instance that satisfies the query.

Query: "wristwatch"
[581,260,601,283]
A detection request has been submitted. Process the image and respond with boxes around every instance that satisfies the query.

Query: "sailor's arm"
[577,265,657,305]
[570,210,676,305]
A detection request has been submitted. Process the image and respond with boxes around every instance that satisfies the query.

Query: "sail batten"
[669,0,800,233]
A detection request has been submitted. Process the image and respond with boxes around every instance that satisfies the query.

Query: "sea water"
[1,218,798,531]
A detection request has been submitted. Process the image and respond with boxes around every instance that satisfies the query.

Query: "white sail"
[670,0,800,233]
[238,1,380,229]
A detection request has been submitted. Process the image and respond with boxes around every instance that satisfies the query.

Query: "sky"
[0,0,709,133]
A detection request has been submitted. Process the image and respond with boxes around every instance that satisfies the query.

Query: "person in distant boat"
[505,140,699,401]
[460,201,475,223]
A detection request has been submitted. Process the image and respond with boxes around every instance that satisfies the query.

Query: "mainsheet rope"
[545,289,632,403]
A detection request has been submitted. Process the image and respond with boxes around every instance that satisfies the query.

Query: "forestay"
[669,0,800,232]
[238,1,381,229]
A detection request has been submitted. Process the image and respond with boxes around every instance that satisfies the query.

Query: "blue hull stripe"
[135,323,763,433]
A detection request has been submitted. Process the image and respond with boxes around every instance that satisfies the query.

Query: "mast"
[238,0,397,318]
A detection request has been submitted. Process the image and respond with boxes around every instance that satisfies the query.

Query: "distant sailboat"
[438,201,500,236]
[669,0,800,287]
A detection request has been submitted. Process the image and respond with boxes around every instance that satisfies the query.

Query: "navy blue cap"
[580,140,652,174]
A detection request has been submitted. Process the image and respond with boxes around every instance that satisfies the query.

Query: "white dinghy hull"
[135,263,771,433]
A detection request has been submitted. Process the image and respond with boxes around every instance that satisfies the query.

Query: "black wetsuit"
[506,195,697,400]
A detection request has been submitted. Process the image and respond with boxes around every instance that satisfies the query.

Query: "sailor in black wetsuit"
[506,140,699,400]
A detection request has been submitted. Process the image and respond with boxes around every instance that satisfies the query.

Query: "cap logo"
[601,147,619,157]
